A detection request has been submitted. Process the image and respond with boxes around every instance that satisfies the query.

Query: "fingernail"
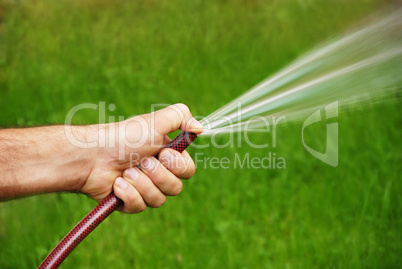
[125,167,139,181]
[116,177,128,190]
[190,117,204,131]
[141,158,155,170]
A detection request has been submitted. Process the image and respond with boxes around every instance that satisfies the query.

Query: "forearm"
[0,126,96,200]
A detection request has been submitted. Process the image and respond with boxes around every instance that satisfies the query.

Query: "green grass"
[0,0,401,268]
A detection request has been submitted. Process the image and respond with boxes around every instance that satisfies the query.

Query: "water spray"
[199,8,401,135]
[38,7,401,268]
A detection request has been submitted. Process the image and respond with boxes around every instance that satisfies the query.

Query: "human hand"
[79,104,203,213]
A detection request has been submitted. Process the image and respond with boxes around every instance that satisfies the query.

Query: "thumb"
[152,103,203,135]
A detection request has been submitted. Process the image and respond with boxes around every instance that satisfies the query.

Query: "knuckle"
[148,191,166,208]
[154,194,167,207]
[151,172,166,186]
[174,103,190,117]
[187,163,196,177]
[170,180,183,196]
[136,202,147,213]
[175,103,189,111]
[190,167,196,177]
[180,159,195,179]
[141,184,154,197]
[125,192,137,207]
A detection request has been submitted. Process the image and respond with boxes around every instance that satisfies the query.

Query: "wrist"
[64,125,101,192]
[28,125,99,194]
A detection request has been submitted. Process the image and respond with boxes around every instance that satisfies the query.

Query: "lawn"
[0,0,401,268]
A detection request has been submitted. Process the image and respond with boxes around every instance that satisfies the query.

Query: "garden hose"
[38,131,198,269]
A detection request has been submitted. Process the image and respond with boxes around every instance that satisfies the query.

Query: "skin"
[0,103,203,213]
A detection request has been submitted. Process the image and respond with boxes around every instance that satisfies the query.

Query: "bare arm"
[0,104,204,214]
[0,126,94,200]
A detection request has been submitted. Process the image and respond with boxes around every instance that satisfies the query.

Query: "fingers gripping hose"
[39,131,197,269]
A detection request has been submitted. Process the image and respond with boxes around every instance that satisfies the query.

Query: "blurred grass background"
[0,0,401,268]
